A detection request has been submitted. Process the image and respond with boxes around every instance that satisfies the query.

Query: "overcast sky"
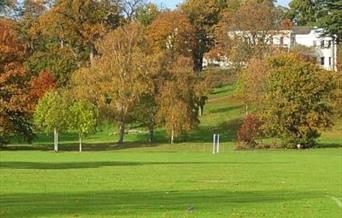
[151,0,291,9]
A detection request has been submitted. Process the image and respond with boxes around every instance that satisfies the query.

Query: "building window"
[329,57,332,66]
[327,40,331,48]
[313,40,317,47]
[320,57,325,65]
[320,40,324,48]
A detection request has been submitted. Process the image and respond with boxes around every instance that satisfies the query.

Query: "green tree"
[287,0,341,42]
[134,2,160,26]
[69,101,98,152]
[0,0,15,17]
[25,44,78,86]
[259,53,338,148]
[287,0,317,25]
[34,91,71,152]
[317,0,342,42]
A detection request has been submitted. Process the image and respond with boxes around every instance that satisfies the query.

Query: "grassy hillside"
[5,84,341,151]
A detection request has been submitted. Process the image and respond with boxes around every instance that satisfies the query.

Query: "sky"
[151,0,291,9]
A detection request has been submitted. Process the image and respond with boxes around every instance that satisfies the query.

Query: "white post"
[79,133,82,152]
[54,128,58,152]
[216,134,220,154]
[212,134,216,154]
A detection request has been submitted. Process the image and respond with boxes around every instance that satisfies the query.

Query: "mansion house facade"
[203,27,338,71]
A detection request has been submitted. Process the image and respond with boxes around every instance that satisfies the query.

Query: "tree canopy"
[259,53,338,147]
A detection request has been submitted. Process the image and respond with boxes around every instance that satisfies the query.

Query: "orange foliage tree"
[72,23,159,144]
[0,18,32,144]
[147,11,197,60]
[27,70,56,112]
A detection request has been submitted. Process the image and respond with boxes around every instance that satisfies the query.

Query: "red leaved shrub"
[236,114,262,149]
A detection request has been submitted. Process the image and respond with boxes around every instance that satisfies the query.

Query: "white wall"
[293,29,336,71]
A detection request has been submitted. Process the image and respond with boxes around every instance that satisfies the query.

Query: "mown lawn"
[1,84,341,217]
[1,149,342,217]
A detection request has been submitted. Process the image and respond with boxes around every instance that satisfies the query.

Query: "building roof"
[292,26,313,34]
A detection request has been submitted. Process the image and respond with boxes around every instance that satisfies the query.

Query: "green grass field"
[1,85,342,217]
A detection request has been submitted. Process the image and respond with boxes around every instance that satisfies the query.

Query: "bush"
[236,114,262,149]
[0,132,9,147]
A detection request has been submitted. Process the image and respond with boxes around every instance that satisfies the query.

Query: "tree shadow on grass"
[0,190,322,218]
[208,105,242,114]
[315,143,342,148]
[0,160,289,170]
[0,141,160,152]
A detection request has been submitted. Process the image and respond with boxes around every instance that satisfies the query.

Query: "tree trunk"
[89,43,95,66]
[245,104,249,116]
[148,127,154,143]
[118,122,125,144]
[194,52,204,71]
[54,128,58,152]
[79,133,82,152]
[199,104,205,117]
[171,128,174,144]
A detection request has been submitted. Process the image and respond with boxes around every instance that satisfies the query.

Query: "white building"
[203,27,338,71]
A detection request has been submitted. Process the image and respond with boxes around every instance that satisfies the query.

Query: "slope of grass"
[7,84,341,151]
[1,84,342,217]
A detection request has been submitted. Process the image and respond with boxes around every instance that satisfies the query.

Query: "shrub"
[236,114,262,149]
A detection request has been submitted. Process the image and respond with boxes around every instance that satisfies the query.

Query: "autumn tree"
[34,91,71,152]
[19,0,48,49]
[214,0,285,67]
[289,44,319,63]
[157,56,200,144]
[181,0,228,70]
[27,70,56,112]
[72,23,158,144]
[235,58,270,115]
[259,53,338,148]
[32,0,122,66]
[147,11,197,60]
[69,101,99,152]
[0,18,33,145]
